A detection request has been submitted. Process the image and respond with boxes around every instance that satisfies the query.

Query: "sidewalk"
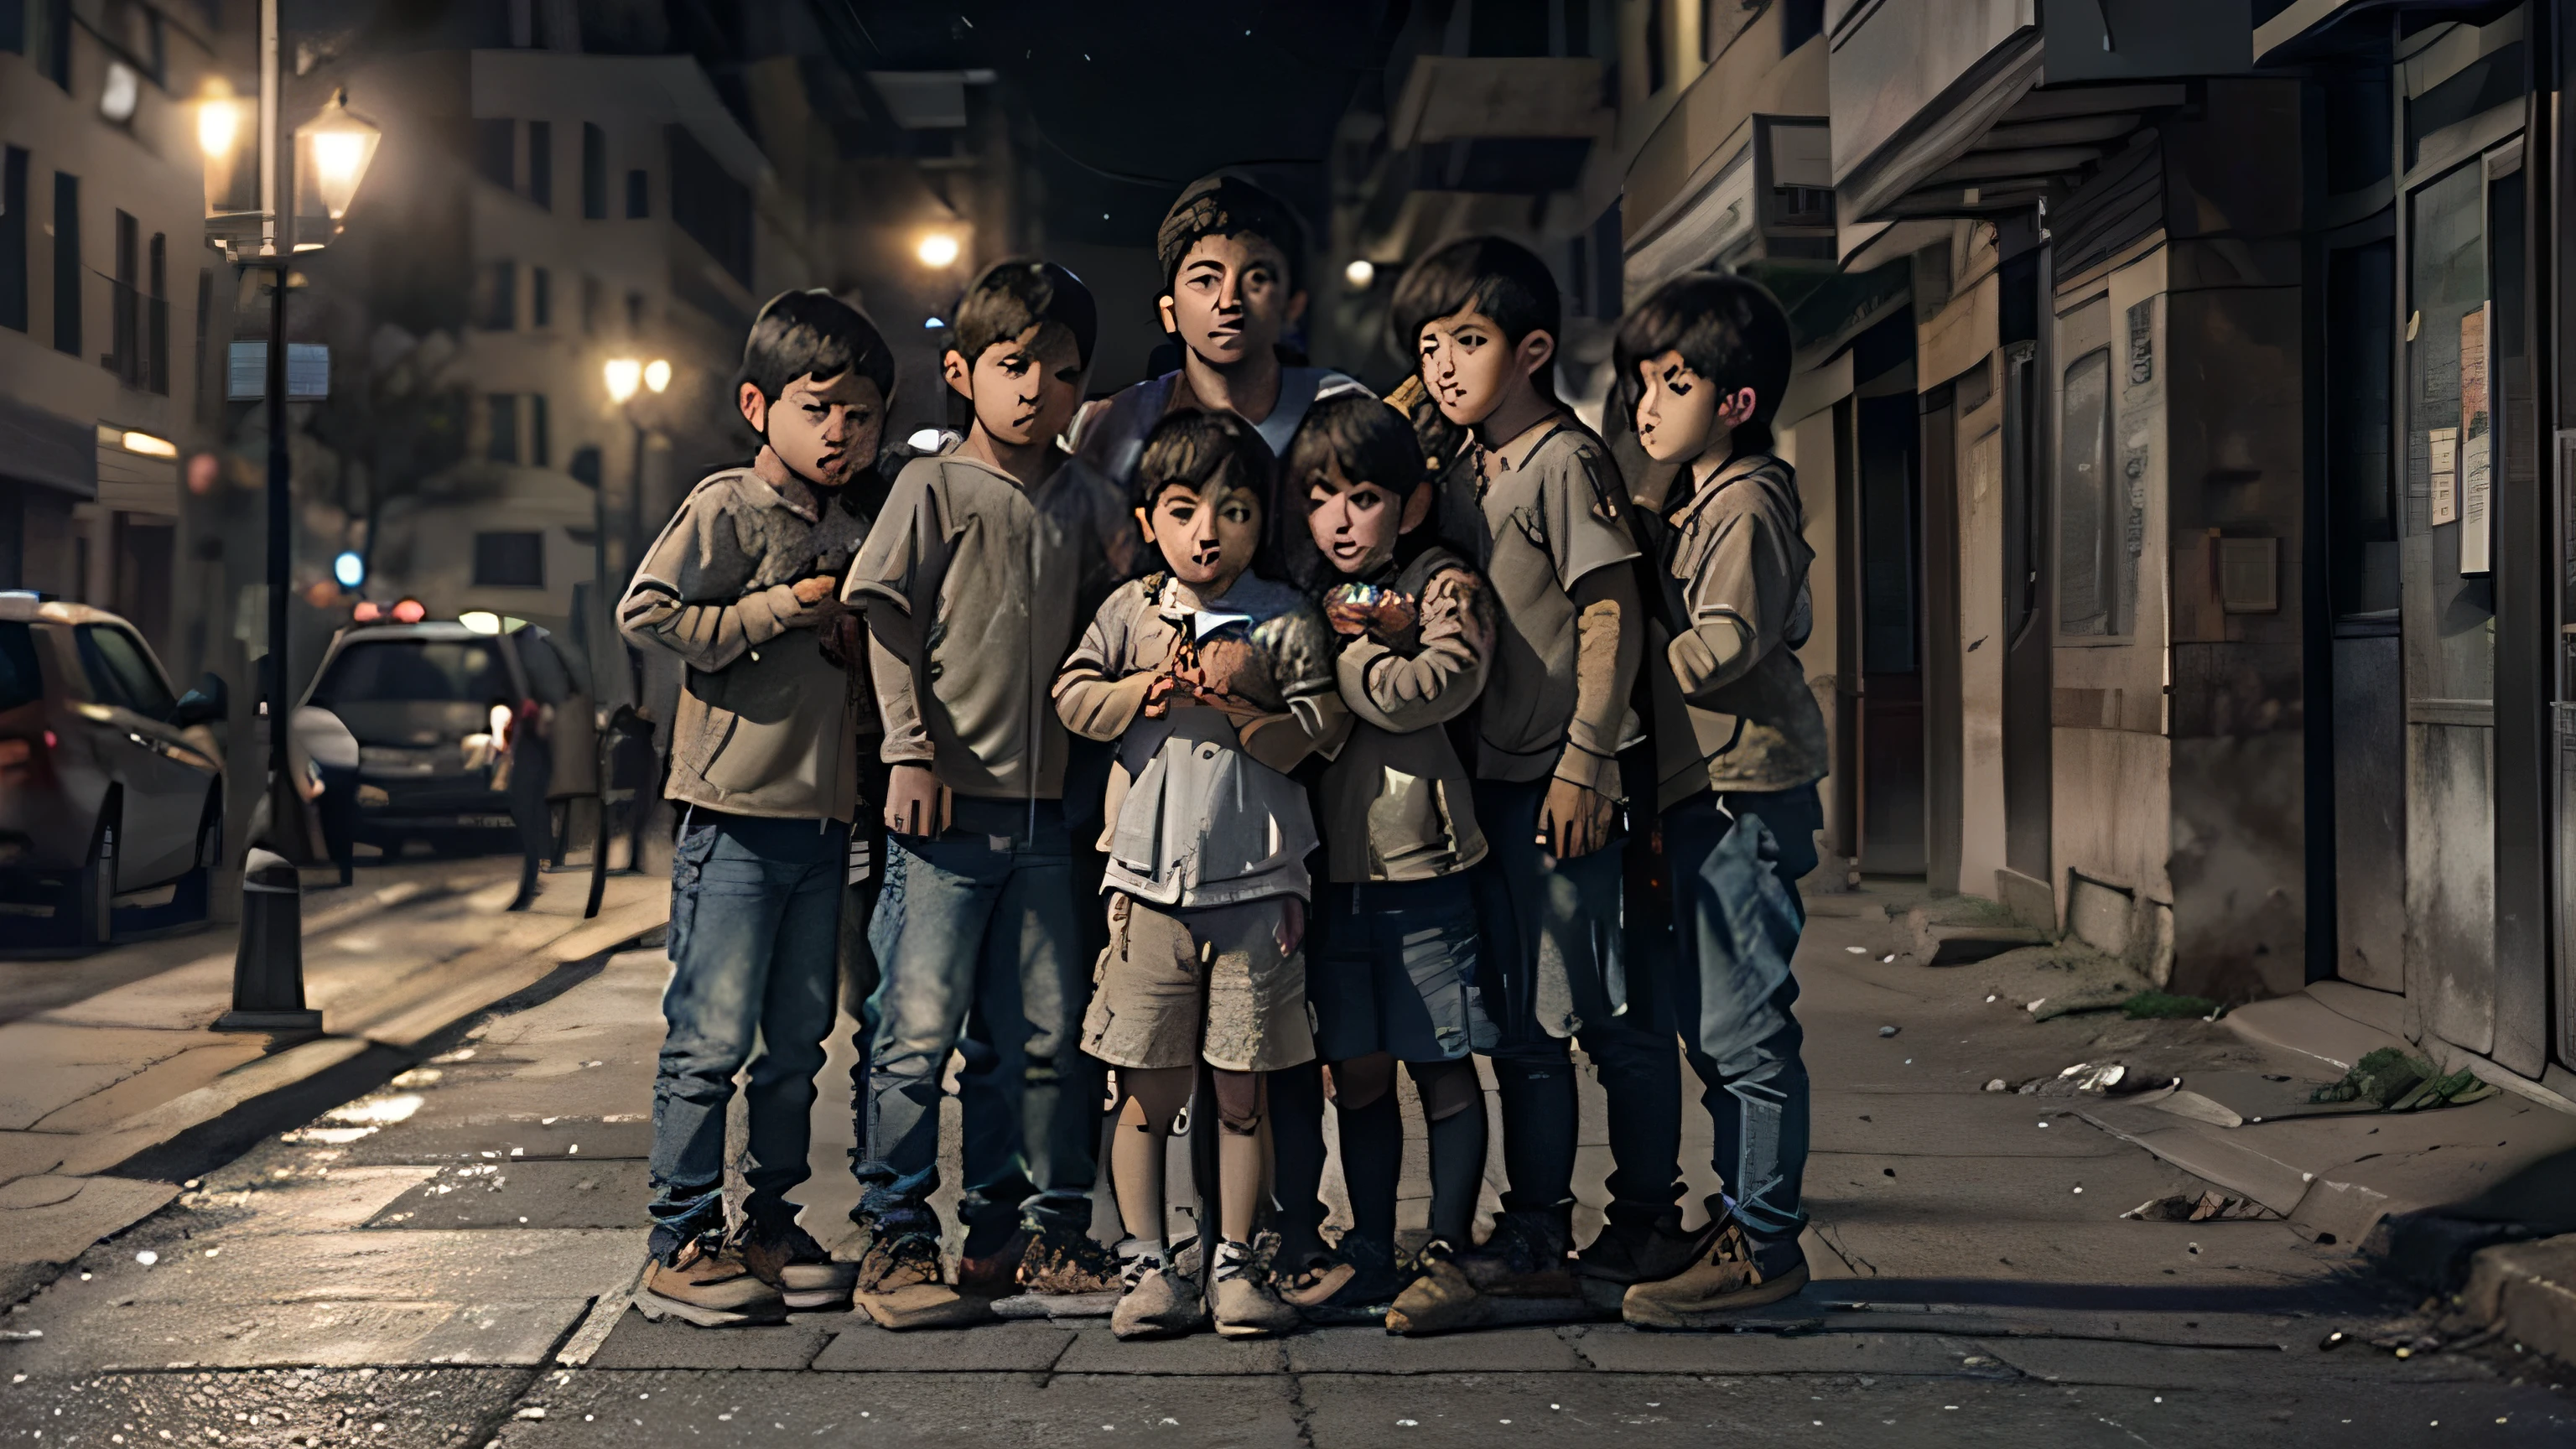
[0,860,667,1306]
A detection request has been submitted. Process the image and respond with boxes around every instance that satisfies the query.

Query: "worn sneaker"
[1620,1218,1810,1329]
[1017,1225,1125,1296]
[633,1233,787,1328]
[1110,1251,1206,1340]
[735,1221,857,1312]
[1210,1240,1299,1338]
[958,1227,1031,1299]
[1578,1209,1708,1285]
[1277,1233,1409,1326]
[1384,1211,1594,1337]
[853,1228,989,1331]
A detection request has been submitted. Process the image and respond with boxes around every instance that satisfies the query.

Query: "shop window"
[2403,158,2495,699]
[2057,347,2131,636]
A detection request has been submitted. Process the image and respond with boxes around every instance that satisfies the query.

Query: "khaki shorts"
[1083,893,1317,1072]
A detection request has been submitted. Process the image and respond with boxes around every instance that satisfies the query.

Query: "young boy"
[1381,236,1686,1334]
[1055,409,1341,1339]
[841,260,1133,1329]
[617,289,894,1327]
[1609,272,1826,1325]
[1273,392,1496,1324]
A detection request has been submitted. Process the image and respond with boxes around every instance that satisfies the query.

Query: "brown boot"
[957,1228,1031,1299]
[735,1221,856,1312]
[1621,1218,1810,1329]
[1015,1223,1124,1307]
[852,1228,991,1330]
[1385,1211,1597,1336]
[633,1233,787,1328]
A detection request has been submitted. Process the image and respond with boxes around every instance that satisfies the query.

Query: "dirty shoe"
[853,1228,990,1331]
[735,1221,856,1311]
[1210,1240,1299,1337]
[1578,1209,1707,1287]
[1385,1210,1590,1336]
[957,1227,1031,1299]
[1278,1233,1408,1326]
[1621,1218,1810,1329]
[1110,1251,1205,1340]
[634,1233,787,1328]
[1017,1223,1126,1296]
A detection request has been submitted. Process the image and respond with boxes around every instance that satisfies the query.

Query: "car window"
[310,639,515,706]
[77,625,177,719]
[0,623,42,713]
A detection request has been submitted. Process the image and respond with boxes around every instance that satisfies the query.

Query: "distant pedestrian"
[616,289,896,1327]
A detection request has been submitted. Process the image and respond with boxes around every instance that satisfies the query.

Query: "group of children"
[615,175,1829,1343]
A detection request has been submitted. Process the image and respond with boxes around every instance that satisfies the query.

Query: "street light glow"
[1344,258,1375,289]
[604,357,642,404]
[332,551,366,589]
[917,232,961,267]
[119,430,178,458]
[198,98,242,159]
[643,358,672,394]
[293,90,382,226]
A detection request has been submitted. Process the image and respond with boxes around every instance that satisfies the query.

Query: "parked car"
[303,619,593,858]
[0,593,226,950]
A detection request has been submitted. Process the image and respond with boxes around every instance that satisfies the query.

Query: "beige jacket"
[1320,546,1494,884]
[844,449,1134,802]
[616,466,875,822]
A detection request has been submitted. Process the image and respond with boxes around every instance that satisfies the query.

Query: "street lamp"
[591,355,668,912]
[916,232,960,268]
[205,0,379,1034]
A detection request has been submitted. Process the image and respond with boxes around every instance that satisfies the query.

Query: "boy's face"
[1417,309,1554,428]
[738,371,884,489]
[1138,475,1263,599]
[1159,232,1305,371]
[1633,351,1718,465]
[944,320,1086,449]
[1305,457,1426,576]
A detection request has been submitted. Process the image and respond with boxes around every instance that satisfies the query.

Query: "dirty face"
[1633,350,1719,465]
[1416,308,1551,428]
[739,371,884,489]
[1138,475,1264,600]
[1159,231,1306,371]
[947,320,1086,449]
[1304,456,1426,576]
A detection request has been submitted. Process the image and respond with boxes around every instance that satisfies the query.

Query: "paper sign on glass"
[2460,304,2492,575]
[2429,427,2459,526]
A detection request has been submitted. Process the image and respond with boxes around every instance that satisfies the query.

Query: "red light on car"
[352,600,383,622]
[42,731,55,749]
[392,598,427,624]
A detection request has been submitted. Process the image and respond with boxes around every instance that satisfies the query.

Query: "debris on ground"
[2122,990,2226,1020]
[2309,1048,2501,1111]
[2022,1062,2178,1097]
[2122,1190,2282,1223]
[1983,1078,2007,1092]
[1877,1026,1900,1037]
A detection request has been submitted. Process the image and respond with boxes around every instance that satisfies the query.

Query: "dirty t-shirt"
[1436,415,1643,787]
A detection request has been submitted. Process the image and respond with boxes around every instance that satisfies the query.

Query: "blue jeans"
[647,810,849,1259]
[856,797,1097,1241]
[1472,776,1684,1220]
[1663,785,1820,1246]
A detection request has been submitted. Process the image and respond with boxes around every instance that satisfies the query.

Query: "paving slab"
[0,1023,220,1128]
[0,1296,590,1370]
[808,1317,1076,1372]
[0,1129,68,1185]
[586,1309,834,1369]
[1283,1324,1588,1374]
[1570,1326,1999,1374]
[14,1227,635,1307]
[1052,1324,1289,1374]
[25,1039,272,1132]
[1810,1089,2137,1158]
[494,1369,1308,1448]
[1806,1218,2327,1285]
[1974,1335,2500,1388]
[1805,1148,2211,1224]
[0,1365,531,1449]
[0,1174,178,1270]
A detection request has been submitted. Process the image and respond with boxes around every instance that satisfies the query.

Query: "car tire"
[168,787,222,924]
[70,797,117,952]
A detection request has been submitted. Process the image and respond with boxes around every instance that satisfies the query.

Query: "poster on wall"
[2460,302,2492,575]
[2430,427,2459,526]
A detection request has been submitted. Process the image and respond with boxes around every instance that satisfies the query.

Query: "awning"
[0,394,98,501]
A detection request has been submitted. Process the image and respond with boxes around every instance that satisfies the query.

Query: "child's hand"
[1142,671,1202,719]
[884,763,951,839]
[1537,777,1617,860]
[1324,584,1416,638]
[791,574,839,605]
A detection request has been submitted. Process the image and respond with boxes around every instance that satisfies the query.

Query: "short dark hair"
[1609,271,1794,456]
[1389,235,1562,354]
[951,258,1098,370]
[1284,392,1426,504]
[1135,408,1275,517]
[1156,174,1307,295]
[737,289,896,403]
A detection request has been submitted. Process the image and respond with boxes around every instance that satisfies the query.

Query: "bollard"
[216,847,323,1032]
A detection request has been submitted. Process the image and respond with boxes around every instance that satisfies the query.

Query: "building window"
[1779,0,1825,54]
[474,260,517,330]
[531,265,551,328]
[668,126,750,283]
[530,393,549,468]
[473,531,544,589]
[146,232,167,395]
[473,118,514,192]
[1644,0,1667,94]
[0,148,24,334]
[17,0,70,88]
[109,210,138,384]
[2056,346,2129,636]
[52,171,79,357]
[582,122,607,220]
[486,392,519,464]
[580,273,601,334]
[626,168,648,219]
[192,268,211,417]
[527,119,552,210]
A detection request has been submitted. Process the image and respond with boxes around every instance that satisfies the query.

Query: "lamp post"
[205,0,378,1032]
[590,355,667,915]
